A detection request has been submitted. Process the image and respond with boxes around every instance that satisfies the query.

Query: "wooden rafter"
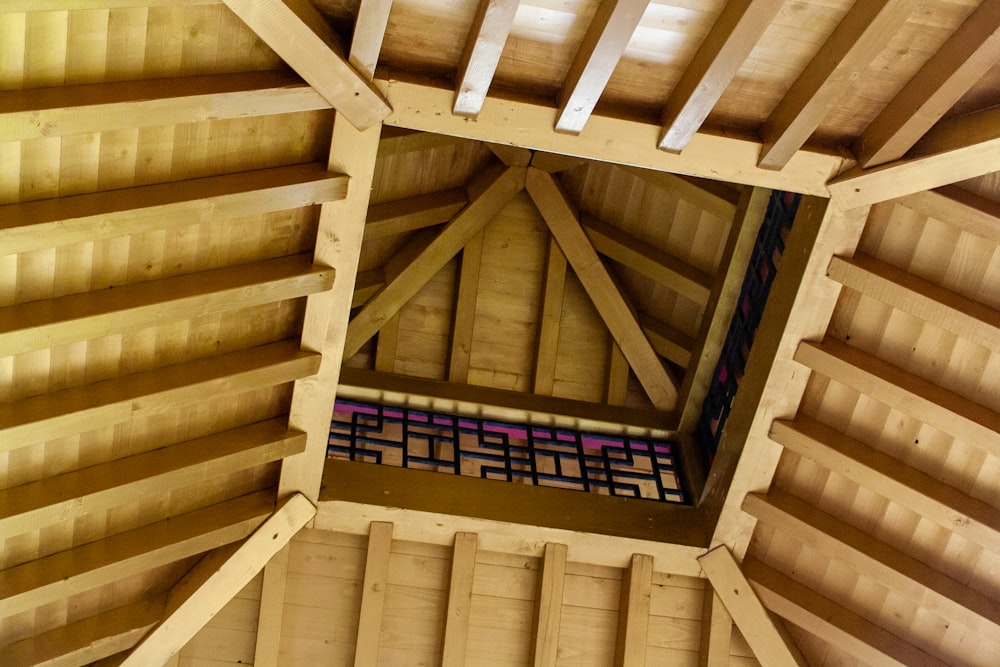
[659,0,784,153]
[758,0,912,170]
[896,185,1000,245]
[525,168,678,411]
[639,312,693,368]
[353,522,394,666]
[532,238,567,395]
[614,553,653,667]
[363,187,469,241]
[605,342,630,406]
[442,532,479,666]
[856,0,1000,168]
[222,0,390,130]
[377,127,470,156]
[531,543,568,666]
[556,0,649,134]
[454,0,520,117]
[449,231,485,382]
[619,166,741,222]
[699,588,733,667]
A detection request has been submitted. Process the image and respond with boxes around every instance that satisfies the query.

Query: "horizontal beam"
[827,253,1000,350]
[794,338,1000,457]
[0,162,347,256]
[770,417,1000,554]
[0,253,334,356]
[0,71,329,143]
[379,76,843,195]
[0,491,274,617]
[0,419,304,538]
[0,341,320,449]
[363,187,469,240]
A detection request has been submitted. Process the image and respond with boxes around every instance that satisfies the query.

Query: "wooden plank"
[354,522,394,666]
[0,341,320,449]
[827,253,1000,350]
[659,0,784,152]
[639,312,693,368]
[699,589,732,667]
[0,253,334,357]
[379,76,843,195]
[252,544,290,667]
[582,214,713,304]
[698,547,807,667]
[345,165,525,358]
[743,490,1000,639]
[442,532,478,666]
[620,166,740,222]
[222,0,389,130]
[0,491,274,617]
[531,543,567,667]
[770,416,1000,554]
[744,558,950,667]
[556,0,649,134]
[449,231,485,382]
[758,0,913,170]
[794,338,1000,457]
[363,187,468,240]
[532,238,567,395]
[0,597,165,667]
[122,494,316,667]
[0,419,304,538]
[0,163,347,256]
[0,71,329,143]
[614,553,653,667]
[830,107,1000,208]
[895,185,1000,245]
[856,0,1000,167]
[526,168,678,411]
[454,0,520,117]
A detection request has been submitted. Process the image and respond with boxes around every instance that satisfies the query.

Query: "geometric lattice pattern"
[330,400,685,503]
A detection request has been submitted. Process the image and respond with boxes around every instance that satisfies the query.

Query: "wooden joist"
[449,232,485,382]
[895,185,1000,245]
[556,0,648,134]
[0,491,274,617]
[526,168,678,411]
[363,187,469,240]
[770,417,1000,554]
[639,312,694,368]
[353,522,394,667]
[743,490,1000,639]
[0,341,320,449]
[530,543,567,666]
[0,71,328,143]
[699,589,733,667]
[0,254,334,357]
[0,419,304,538]
[453,0,519,117]
[614,553,653,667]
[0,162,347,256]
[222,0,390,130]
[659,0,783,152]
[793,338,1000,457]
[744,558,951,667]
[758,0,912,170]
[442,532,479,666]
[532,238,568,395]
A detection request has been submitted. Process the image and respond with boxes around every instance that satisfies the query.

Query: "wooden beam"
[699,588,733,667]
[744,490,1000,639]
[830,106,1000,208]
[639,312,693,368]
[605,342,630,406]
[619,166,740,222]
[614,553,653,667]
[531,542,567,667]
[349,0,393,80]
[354,522,394,666]
[222,0,389,130]
[895,185,1000,245]
[856,0,1000,167]
[353,268,386,308]
[123,494,315,667]
[454,0,520,117]
[698,547,807,667]
[770,416,1000,554]
[377,127,471,157]
[252,544,290,667]
[363,187,468,240]
[345,164,525,357]
[530,152,586,174]
[0,71,328,143]
[374,313,400,372]
[0,419,304,538]
[1,0,215,9]
[582,214,713,304]
[533,238,567,395]
[794,338,1000,457]
[659,0,784,152]
[0,341,319,450]
[0,491,274,617]
[828,253,1000,350]
[0,163,347,256]
[526,168,677,411]
[556,0,649,134]
[488,142,534,166]
[442,532,478,666]
[380,75,844,195]
[758,0,912,170]
[0,254,334,357]
[449,231,485,382]
[676,187,770,433]
[0,597,165,667]
[744,558,951,667]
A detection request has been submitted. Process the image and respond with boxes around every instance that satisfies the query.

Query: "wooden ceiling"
[1,0,999,665]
